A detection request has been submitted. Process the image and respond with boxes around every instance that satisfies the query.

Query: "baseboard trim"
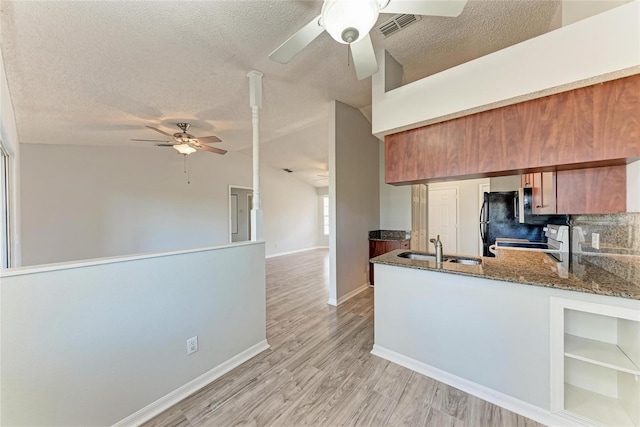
[327,283,369,307]
[266,246,328,259]
[113,340,270,427]
[370,345,582,427]
[337,283,369,305]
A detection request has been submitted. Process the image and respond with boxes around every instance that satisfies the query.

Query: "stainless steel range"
[491,224,570,261]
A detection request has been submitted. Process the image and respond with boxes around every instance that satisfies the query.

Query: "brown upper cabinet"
[531,172,557,215]
[521,167,626,215]
[385,74,640,185]
[522,172,560,215]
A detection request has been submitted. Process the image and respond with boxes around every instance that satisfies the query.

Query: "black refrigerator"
[479,191,544,257]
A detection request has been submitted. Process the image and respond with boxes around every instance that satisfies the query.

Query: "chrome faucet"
[430,235,443,264]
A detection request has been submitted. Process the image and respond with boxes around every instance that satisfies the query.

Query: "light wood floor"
[144,249,543,427]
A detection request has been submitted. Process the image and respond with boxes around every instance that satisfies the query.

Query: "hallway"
[145,249,541,426]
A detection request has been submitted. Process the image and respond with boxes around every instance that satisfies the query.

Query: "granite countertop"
[371,248,640,300]
[368,230,411,241]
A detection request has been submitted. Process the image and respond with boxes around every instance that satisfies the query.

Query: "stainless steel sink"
[446,257,482,265]
[397,252,482,265]
[397,252,437,262]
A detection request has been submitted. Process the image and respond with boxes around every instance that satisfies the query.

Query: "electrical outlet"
[592,233,600,250]
[187,336,198,355]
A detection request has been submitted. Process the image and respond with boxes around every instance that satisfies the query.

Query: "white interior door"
[428,188,458,254]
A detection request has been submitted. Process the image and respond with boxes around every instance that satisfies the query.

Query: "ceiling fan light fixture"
[173,144,197,155]
[321,0,380,44]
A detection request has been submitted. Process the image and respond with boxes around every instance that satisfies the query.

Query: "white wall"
[379,140,411,230]
[628,160,640,212]
[0,241,267,426]
[372,1,640,138]
[377,52,411,232]
[329,101,380,304]
[19,144,319,265]
[562,0,632,26]
[428,178,489,257]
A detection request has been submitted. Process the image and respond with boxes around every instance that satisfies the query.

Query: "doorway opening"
[229,186,253,243]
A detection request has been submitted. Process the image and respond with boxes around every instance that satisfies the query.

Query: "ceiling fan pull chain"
[347,44,350,67]
[183,154,191,184]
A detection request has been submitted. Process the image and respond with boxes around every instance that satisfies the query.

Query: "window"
[323,195,329,236]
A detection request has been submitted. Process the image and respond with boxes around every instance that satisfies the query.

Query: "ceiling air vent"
[376,14,421,38]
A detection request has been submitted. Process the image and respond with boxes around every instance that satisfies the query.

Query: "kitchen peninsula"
[370,249,640,426]
[373,248,640,300]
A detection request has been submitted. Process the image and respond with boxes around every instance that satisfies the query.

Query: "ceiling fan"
[269,0,468,80]
[132,123,227,155]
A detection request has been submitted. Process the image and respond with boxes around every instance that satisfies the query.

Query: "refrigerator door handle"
[479,200,487,242]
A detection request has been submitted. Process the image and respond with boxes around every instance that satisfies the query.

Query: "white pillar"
[247,70,264,241]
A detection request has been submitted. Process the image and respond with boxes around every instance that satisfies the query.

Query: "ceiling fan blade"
[198,145,227,155]
[145,125,174,137]
[196,135,222,144]
[382,0,467,17]
[269,15,324,64]
[131,139,171,142]
[156,144,177,147]
[350,34,378,80]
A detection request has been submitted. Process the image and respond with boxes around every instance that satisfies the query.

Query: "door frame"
[228,185,253,243]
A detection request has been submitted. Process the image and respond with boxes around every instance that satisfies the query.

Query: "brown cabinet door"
[369,240,401,258]
[593,75,640,160]
[532,172,557,215]
[556,166,626,214]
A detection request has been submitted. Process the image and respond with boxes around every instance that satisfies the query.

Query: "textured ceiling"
[0,0,561,187]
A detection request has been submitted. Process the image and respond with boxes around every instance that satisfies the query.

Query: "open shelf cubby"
[551,298,640,426]
[564,333,640,375]
[565,382,637,427]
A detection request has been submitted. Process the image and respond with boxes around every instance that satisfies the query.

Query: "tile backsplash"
[571,213,640,254]
[368,230,411,240]
[571,213,640,284]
